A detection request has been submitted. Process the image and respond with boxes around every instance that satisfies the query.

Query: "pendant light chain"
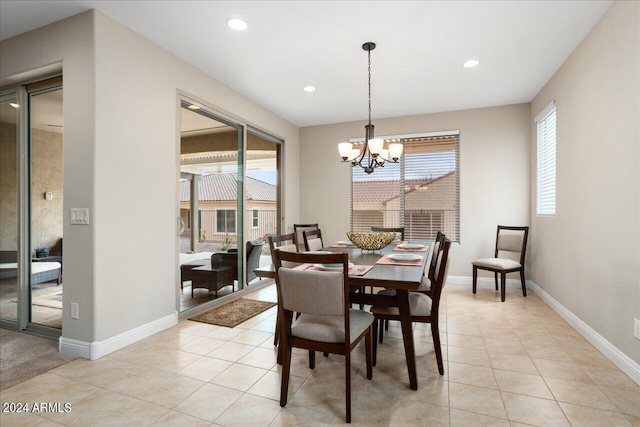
[368,48,372,126]
[337,42,403,173]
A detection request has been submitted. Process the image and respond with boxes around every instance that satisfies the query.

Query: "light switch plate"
[70,208,89,225]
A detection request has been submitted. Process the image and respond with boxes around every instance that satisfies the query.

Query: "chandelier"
[338,42,403,174]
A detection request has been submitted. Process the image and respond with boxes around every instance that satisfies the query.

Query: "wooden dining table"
[253,240,432,390]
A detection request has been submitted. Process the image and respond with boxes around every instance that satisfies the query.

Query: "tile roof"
[180,173,276,202]
[352,172,455,203]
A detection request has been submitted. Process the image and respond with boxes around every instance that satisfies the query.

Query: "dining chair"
[370,238,451,375]
[371,227,405,241]
[376,231,446,342]
[273,249,374,423]
[303,228,324,251]
[472,225,529,302]
[293,223,319,252]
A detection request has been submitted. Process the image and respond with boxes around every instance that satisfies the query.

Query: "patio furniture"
[191,265,234,298]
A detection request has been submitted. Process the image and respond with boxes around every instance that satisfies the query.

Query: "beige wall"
[1,124,64,254]
[0,122,18,251]
[300,103,531,277]
[1,10,300,347]
[31,128,63,252]
[530,1,639,363]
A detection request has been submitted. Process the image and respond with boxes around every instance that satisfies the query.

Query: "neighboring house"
[179,173,277,243]
[352,172,456,239]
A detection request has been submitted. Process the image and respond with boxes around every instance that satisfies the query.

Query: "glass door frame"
[177,94,283,318]
[0,78,63,338]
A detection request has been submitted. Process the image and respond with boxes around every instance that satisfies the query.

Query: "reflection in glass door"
[29,87,64,329]
[246,129,282,273]
[0,94,20,323]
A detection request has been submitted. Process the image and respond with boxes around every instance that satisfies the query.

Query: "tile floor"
[1,283,638,426]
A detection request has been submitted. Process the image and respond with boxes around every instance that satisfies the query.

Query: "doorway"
[178,99,282,315]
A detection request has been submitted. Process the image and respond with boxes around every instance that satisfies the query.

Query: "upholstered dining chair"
[273,250,374,423]
[293,223,319,252]
[472,225,529,302]
[370,238,451,375]
[303,229,324,251]
[376,231,446,343]
[371,227,405,241]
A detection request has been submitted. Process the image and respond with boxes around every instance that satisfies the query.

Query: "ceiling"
[0,1,613,127]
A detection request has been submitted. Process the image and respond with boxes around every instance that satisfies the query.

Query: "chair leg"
[309,350,316,369]
[323,352,329,357]
[378,319,384,344]
[365,326,373,380]
[274,313,280,346]
[494,272,499,290]
[280,338,292,407]
[345,351,351,423]
[520,269,527,297]
[431,320,444,375]
[501,271,506,302]
[385,319,389,331]
[372,319,378,367]
[472,266,478,294]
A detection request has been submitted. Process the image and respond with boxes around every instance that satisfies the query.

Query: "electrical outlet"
[71,303,79,319]
[635,318,640,340]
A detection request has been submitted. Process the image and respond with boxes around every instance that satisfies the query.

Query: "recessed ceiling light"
[227,17,248,31]
[463,59,480,68]
[303,86,316,92]
[9,102,19,108]
[187,104,200,110]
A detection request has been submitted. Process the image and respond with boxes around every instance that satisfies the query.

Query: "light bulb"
[338,142,353,160]
[389,143,403,160]
[368,138,383,156]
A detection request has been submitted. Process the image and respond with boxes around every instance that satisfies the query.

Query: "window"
[351,133,460,241]
[216,209,236,233]
[536,102,556,216]
[252,209,259,227]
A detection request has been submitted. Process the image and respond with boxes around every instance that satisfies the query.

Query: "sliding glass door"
[0,78,63,336]
[177,99,283,316]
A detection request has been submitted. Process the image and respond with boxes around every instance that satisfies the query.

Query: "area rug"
[189,298,276,328]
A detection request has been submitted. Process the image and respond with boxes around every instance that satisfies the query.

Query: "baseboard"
[59,311,178,360]
[528,280,640,386]
[59,336,91,359]
[448,275,526,287]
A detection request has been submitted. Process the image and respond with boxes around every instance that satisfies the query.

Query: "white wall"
[300,104,531,277]
[530,0,639,363]
[1,10,300,348]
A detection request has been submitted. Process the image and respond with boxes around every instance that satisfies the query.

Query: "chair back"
[245,239,265,284]
[427,231,446,280]
[293,223,319,252]
[429,238,451,309]
[371,227,405,241]
[494,226,529,265]
[303,229,324,251]
[273,250,350,333]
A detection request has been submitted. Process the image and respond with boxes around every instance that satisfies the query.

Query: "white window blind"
[536,103,556,216]
[350,134,460,241]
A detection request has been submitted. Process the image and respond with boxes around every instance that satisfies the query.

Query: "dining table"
[253,240,432,390]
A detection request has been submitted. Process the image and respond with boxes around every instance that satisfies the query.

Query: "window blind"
[537,103,556,215]
[350,134,460,241]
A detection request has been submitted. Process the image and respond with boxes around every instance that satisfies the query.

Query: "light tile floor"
[1,283,638,426]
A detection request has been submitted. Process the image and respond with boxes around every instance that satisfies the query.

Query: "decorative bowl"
[346,231,396,251]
